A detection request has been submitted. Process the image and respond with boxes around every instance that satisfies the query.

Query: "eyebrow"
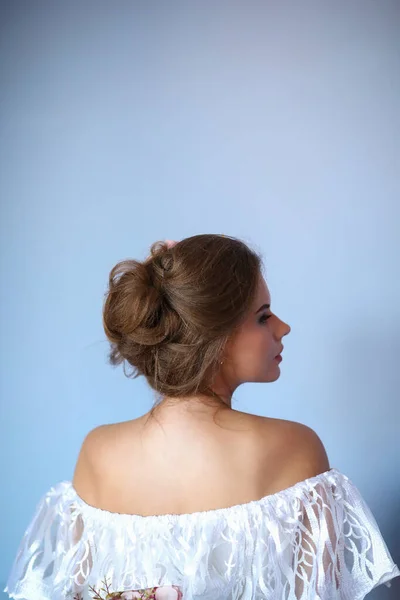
[255,303,270,314]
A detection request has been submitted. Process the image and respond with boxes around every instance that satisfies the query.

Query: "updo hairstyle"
[102,234,262,410]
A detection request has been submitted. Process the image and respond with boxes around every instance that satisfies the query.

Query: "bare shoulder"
[72,420,142,487]
[259,417,331,488]
[72,424,113,504]
[250,417,330,493]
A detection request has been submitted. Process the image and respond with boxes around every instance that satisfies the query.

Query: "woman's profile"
[4,234,400,599]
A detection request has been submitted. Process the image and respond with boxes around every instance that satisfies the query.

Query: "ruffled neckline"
[62,467,340,522]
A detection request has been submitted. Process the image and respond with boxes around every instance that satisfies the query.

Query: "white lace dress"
[4,468,400,600]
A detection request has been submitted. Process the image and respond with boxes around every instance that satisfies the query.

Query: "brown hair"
[102,234,263,413]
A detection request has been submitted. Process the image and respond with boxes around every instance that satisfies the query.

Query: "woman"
[5,234,400,599]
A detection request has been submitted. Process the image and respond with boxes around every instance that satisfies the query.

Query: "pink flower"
[173,586,183,600]
[121,592,142,599]
[154,585,180,600]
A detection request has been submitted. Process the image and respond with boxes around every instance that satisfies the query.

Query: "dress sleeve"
[3,482,92,600]
[292,470,400,599]
[3,483,184,600]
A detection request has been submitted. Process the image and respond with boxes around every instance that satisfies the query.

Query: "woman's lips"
[274,355,282,362]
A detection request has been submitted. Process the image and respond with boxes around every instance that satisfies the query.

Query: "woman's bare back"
[74,406,329,517]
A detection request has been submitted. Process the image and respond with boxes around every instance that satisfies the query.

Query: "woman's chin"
[267,364,281,382]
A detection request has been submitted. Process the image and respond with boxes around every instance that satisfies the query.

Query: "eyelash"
[259,314,272,324]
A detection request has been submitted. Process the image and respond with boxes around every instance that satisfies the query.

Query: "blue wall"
[1,2,399,597]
